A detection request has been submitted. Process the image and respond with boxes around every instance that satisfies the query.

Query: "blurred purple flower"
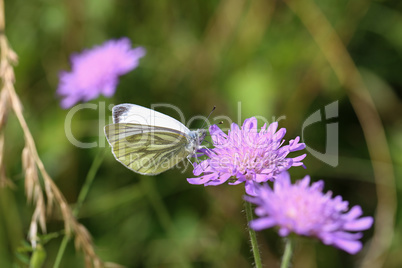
[187,117,306,195]
[245,172,373,254]
[57,38,145,108]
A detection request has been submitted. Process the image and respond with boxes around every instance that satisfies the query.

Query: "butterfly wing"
[105,123,190,175]
[112,103,190,134]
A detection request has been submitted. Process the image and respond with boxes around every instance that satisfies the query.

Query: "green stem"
[280,238,293,268]
[53,236,68,268]
[244,201,263,268]
[74,148,107,215]
[53,148,106,268]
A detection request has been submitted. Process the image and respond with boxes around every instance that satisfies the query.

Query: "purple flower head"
[245,172,373,254]
[57,38,145,109]
[187,117,306,195]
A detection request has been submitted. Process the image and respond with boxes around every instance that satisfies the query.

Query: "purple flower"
[57,38,145,108]
[245,172,373,254]
[187,117,306,195]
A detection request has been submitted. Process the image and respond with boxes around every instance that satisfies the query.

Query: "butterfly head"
[186,129,207,155]
[197,129,207,144]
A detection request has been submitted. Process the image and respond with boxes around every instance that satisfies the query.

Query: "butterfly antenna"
[200,106,216,129]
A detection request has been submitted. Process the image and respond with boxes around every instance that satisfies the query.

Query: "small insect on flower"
[245,172,374,254]
[187,117,306,195]
[57,38,145,108]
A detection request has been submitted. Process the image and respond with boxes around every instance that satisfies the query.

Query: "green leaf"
[29,245,46,268]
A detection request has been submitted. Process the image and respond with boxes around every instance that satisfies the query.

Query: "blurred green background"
[0,0,401,267]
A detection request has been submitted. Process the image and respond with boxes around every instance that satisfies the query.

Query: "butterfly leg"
[200,145,213,155]
[186,156,196,168]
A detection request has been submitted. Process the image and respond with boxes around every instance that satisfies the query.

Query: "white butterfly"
[104,104,206,175]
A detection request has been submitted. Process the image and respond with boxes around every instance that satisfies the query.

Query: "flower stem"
[53,148,106,268]
[244,201,263,268]
[280,238,293,268]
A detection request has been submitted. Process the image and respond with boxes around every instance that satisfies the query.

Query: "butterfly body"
[104,104,206,175]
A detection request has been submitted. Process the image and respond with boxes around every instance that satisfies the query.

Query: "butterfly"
[104,104,207,175]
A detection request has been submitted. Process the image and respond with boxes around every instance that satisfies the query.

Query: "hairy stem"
[244,201,263,268]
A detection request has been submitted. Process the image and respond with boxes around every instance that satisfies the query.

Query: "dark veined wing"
[104,123,190,175]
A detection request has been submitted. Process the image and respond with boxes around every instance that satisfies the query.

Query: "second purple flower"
[245,172,373,254]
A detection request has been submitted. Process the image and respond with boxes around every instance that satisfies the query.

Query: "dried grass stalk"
[0,1,111,266]
[0,133,13,188]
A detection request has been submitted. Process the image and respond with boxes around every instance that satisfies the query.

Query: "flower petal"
[249,218,276,231]
[344,217,373,231]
